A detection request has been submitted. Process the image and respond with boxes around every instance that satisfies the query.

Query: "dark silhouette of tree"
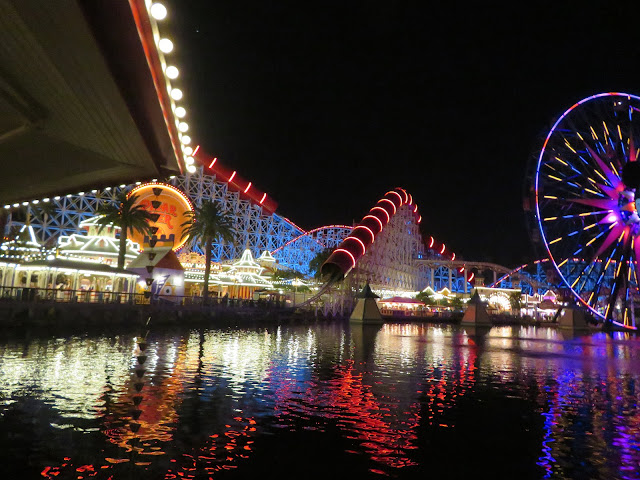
[95,192,155,269]
[309,248,334,279]
[181,200,235,299]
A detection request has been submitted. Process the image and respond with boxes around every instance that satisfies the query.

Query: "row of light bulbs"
[148,1,197,173]
[2,3,195,211]
[2,177,180,210]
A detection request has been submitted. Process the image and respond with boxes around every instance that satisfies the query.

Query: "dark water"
[1,322,639,480]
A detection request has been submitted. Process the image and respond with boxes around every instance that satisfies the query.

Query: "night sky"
[162,1,639,268]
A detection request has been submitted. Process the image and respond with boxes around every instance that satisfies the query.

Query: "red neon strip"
[379,198,397,214]
[259,193,266,204]
[363,214,384,232]
[335,248,356,269]
[208,157,218,168]
[440,243,445,254]
[468,272,475,282]
[386,191,404,205]
[370,206,390,223]
[345,236,366,255]
[244,182,252,193]
[192,145,200,156]
[354,225,375,243]
[408,193,413,205]
[414,204,418,213]
[397,188,409,203]
[451,253,455,261]
[269,224,353,254]
[418,215,422,224]
[429,236,434,248]
[228,171,236,182]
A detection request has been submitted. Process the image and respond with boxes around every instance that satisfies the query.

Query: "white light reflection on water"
[0,323,639,479]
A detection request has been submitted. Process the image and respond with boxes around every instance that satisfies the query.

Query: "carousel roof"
[57,230,140,259]
[17,257,137,276]
[379,296,425,305]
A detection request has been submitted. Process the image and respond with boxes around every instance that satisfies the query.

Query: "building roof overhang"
[0,0,184,205]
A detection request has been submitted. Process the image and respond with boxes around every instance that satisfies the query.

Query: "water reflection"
[0,323,639,479]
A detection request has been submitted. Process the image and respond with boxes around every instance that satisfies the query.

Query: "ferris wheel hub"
[621,160,640,189]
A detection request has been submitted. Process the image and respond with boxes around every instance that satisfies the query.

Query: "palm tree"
[95,192,155,269]
[308,247,333,279]
[181,200,235,299]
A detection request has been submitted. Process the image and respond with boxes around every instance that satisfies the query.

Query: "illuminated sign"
[128,183,193,251]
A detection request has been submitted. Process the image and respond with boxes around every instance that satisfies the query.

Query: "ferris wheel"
[535,92,640,330]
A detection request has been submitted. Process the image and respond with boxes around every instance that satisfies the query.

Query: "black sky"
[162,1,640,268]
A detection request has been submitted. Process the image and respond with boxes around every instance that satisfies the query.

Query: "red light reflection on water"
[163,416,257,479]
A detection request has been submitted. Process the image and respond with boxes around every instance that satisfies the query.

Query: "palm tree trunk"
[203,237,212,300]
[118,228,127,270]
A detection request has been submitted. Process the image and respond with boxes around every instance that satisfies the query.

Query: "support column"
[448,268,453,291]
[463,265,467,294]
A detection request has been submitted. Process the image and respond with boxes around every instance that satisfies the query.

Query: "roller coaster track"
[293,278,337,307]
[415,258,552,293]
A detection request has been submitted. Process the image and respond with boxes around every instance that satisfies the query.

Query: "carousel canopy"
[379,296,425,305]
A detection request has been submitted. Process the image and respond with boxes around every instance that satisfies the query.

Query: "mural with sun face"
[128,183,193,251]
[535,92,640,330]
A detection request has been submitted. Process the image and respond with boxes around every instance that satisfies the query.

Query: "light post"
[292,278,301,305]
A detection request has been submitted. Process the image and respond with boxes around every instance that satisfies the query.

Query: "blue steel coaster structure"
[533,92,640,330]
[5,167,471,298]
[3,164,352,276]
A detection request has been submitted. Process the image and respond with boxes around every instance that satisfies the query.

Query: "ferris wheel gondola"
[534,92,640,330]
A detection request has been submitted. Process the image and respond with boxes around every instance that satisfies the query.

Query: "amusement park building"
[3,156,469,298]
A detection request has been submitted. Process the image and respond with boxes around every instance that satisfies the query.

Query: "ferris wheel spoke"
[584,144,621,187]
[629,133,638,162]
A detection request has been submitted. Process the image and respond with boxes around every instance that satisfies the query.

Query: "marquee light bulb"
[183,146,193,155]
[174,106,186,118]
[150,3,167,20]
[181,135,191,145]
[170,88,183,100]
[178,122,189,132]
[158,38,173,53]
[186,164,196,173]
[165,65,179,79]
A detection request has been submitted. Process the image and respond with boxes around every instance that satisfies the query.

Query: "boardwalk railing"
[0,286,288,309]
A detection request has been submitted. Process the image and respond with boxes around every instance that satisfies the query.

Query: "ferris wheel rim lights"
[535,91,640,329]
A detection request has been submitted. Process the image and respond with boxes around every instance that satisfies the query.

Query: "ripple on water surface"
[0,323,639,479]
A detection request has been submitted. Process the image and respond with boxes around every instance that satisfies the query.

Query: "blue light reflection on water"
[0,323,639,479]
